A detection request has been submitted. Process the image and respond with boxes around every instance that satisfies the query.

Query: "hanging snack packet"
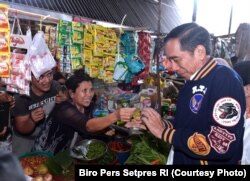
[0,53,10,77]
[0,4,9,29]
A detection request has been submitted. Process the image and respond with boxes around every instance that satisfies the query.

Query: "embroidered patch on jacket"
[190,94,204,113]
[213,97,241,127]
[187,132,211,156]
[208,126,236,154]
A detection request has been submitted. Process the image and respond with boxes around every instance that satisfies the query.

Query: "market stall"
[1,2,247,180]
[0,3,174,169]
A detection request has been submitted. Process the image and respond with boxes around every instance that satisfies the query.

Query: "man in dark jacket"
[141,23,245,164]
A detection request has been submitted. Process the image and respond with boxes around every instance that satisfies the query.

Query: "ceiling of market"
[2,0,247,35]
[2,0,187,34]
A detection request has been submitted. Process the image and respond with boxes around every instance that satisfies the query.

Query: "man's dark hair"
[53,71,65,81]
[164,23,212,56]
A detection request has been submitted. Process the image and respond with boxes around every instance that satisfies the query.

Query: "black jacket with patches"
[162,60,246,164]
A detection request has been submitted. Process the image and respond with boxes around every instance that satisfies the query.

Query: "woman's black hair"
[65,68,93,93]
[65,68,96,111]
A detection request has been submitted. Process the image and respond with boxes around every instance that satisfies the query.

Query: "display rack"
[8,8,58,23]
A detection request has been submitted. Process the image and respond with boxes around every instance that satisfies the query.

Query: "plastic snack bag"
[29,31,56,79]
[125,55,145,74]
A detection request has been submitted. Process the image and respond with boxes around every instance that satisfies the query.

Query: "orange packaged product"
[0,4,9,29]
[0,31,10,52]
[0,53,10,77]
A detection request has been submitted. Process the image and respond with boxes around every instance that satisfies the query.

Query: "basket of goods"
[70,139,107,162]
[20,150,75,181]
[19,151,53,181]
[108,140,131,165]
[125,133,169,165]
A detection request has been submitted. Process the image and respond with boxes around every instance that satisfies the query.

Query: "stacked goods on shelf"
[117,31,138,84]
[71,21,83,70]
[56,20,72,73]
[5,27,32,96]
[139,87,157,109]
[1,6,32,96]
[118,31,152,85]
[102,27,117,83]
[0,4,10,78]
[120,31,138,56]
[83,24,98,78]
[84,24,117,83]
[57,20,71,46]
[44,25,57,57]
[56,21,118,79]
[132,32,151,85]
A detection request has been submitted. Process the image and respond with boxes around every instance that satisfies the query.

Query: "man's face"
[163,39,201,80]
[32,70,53,92]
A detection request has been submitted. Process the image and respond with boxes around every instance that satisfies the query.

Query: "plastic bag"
[3,16,32,95]
[29,31,56,79]
[125,55,145,74]
[113,54,128,81]
[113,62,128,81]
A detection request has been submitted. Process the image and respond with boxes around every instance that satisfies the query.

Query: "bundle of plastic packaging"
[29,31,56,80]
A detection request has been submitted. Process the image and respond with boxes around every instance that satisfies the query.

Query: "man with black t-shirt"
[11,69,67,155]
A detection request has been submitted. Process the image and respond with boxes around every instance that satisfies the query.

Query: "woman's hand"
[116,107,137,122]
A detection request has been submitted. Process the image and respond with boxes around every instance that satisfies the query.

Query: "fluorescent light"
[151,35,157,39]
[94,20,130,29]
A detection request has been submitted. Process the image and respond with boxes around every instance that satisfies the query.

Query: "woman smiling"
[31,68,136,154]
